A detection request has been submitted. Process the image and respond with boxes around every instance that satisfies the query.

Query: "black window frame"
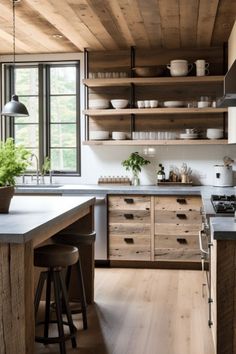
[2,60,81,176]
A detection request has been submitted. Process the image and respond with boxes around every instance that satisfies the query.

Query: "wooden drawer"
[109,223,151,236]
[155,234,199,249]
[155,223,202,235]
[109,209,150,223]
[109,235,151,261]
[154,248,201,262]
[154,210,202,224]
[154,195,202,211]
[109,195,151,211]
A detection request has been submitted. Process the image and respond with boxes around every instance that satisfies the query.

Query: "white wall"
[2,52,236,187]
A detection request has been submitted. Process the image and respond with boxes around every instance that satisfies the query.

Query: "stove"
[211,194,236,214]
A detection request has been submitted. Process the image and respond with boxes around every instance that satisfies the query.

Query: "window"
[4,62,80,175]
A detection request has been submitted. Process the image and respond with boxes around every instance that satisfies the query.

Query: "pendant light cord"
[13,0,16,68]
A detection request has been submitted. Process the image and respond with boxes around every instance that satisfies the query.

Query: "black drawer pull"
[124,198,134,204]
[124,238,134,244]
[124,213,134,219]
[176,213,187,219]
[177,238,187,244]
[176,198,187,204]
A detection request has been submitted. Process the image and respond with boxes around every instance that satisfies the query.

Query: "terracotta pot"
[0,186,15,213]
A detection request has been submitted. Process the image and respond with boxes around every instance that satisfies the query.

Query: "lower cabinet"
[108,195,151,260]
[108,194,202,265]
[154,195,202,262]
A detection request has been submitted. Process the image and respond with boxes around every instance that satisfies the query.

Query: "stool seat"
[55,231,96,246]
[34,244,79,268]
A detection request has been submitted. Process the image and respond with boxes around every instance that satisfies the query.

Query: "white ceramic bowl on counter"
[111,99,129,109]
[206,128,223,139]
[90,131,110,140]
[89,99,109,109]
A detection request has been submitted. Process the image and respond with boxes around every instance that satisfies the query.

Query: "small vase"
[132,173,140,186]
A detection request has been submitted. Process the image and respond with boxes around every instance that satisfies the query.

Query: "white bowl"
[111,99,129,109]
[163,101,185,108]
[206,128,223,139]
[89,99,109,109]
[90,131,110,140]
[112,131,127,140]
[197,101,210,108]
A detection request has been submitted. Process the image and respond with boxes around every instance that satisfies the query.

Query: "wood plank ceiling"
[0,0,234,54]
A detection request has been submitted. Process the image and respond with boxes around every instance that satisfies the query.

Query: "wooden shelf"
[83,107,227,116]
[83,139,228,146]
[83,75,224,87]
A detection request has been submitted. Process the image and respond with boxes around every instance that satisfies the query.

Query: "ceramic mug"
[195,60,209,76]
[167,60,193,77]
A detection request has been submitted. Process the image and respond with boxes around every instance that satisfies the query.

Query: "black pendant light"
[1,0,29,117]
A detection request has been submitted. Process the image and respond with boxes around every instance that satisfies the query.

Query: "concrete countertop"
[15,184,236,216]
[0,195,95,244]
[210,216,236,240]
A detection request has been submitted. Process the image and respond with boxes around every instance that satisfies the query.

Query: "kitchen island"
[0,195,95,354]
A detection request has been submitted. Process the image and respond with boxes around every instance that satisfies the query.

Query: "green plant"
[0,138,31,187]
[122,152,150,176]
[41,156,51,175]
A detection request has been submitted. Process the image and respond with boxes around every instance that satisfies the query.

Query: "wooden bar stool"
[34,244,79,354]
[54,231,96,330]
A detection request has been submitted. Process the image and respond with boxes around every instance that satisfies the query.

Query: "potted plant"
[0,138,31,213]
[122,151,150,185]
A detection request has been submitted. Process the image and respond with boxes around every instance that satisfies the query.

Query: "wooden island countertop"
[0,195,95,354]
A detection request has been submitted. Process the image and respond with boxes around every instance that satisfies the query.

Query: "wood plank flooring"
[35,268,214,354]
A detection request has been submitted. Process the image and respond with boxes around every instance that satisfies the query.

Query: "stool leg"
[76,258,88,330]
[59,272,77,348]
[44,270,52,339]
[34,271,47,319]
[53,270,66,354]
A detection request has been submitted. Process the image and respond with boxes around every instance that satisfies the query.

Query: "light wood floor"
[35,268,215,354]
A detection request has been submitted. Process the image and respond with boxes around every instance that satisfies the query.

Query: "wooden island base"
[0,196,95,354]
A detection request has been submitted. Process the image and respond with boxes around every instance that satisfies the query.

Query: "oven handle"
[198,230,209,255]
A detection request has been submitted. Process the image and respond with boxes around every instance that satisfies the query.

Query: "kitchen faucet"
[30,153,40,184]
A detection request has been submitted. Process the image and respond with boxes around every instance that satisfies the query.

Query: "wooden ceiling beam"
[0,0,68,53]
[117,0,151,48]
[197,0,220,46]
[78,0,134,49]
[180,0,199,47]
[211,0,236,45]
[158,0,181,48]
[0,28,37,53]
[137,0,162,48]
[26,0,109,51]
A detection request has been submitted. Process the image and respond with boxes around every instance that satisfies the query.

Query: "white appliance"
[213,165,233,187]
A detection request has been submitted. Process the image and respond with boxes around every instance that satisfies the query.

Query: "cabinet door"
[154,195,202,262]
[108,195,151,261]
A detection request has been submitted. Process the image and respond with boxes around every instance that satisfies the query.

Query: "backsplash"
[49,143,236,187]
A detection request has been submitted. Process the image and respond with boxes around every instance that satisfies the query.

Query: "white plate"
[180,133,198,139]
[163,101,185,108]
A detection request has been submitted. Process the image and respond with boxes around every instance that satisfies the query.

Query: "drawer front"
[109,223,151,236]
[155,234,199,249]
[154,210,202,224]
[154,248,201,261]
[109,235,151,261]
[109,195,151,211]
[155,223,202,235]
[154,195,202,211]
[109,209,150,223]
